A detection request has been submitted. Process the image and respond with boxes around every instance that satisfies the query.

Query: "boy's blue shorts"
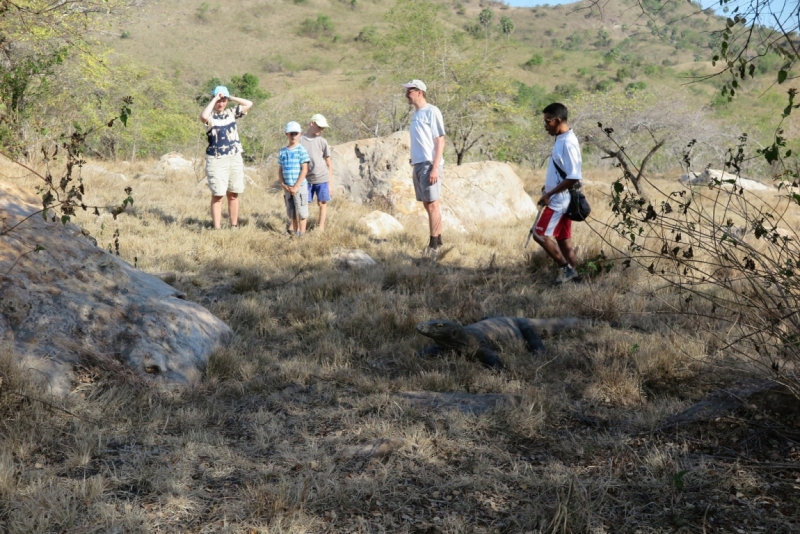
[307,182,331,203]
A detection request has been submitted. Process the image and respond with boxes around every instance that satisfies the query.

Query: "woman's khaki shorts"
[206,152,245,196]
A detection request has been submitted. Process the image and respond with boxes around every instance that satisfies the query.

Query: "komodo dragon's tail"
[522,317,605,337]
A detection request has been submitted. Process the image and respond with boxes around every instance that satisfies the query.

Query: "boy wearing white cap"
[300,114,334,231]
[278,121,311,237]
[403,79,446,253]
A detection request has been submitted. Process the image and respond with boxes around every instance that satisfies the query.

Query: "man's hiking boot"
[554,264,579,285]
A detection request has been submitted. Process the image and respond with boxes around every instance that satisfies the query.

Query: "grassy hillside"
[109,0,716,91]
[96,0,798,174]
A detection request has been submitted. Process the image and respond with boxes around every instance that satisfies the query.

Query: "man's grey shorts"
[206,152,245,196]
[412,162,442,202]
[284,190,309,220]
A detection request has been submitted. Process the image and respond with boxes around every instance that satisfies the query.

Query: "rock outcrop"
[332,248,377,269]
[0,182,232,395]
[332,132,537,232]
[680,169,774,192]
[359,211,404,239]
[154,152,196,175]
[79,164,127,182]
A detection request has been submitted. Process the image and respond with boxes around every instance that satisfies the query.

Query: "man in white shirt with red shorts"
[532,102,582,285]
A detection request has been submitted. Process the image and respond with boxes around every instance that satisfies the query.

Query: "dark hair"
[542,102,568,122]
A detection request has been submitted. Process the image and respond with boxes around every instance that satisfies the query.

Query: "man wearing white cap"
[300,114,334,231]
[403,79,446,253]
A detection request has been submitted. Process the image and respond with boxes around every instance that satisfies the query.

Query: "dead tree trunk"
[584,135,664,198]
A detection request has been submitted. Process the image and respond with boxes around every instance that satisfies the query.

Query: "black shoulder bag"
[552,156,591,222]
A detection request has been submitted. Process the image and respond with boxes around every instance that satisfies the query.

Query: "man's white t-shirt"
[545,129,582,213]
[409,104,446,165]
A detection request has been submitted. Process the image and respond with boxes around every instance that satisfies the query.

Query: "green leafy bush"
[299,15,335,38]
[625,81,647,92]
[522,54,543,69]
[593,79,615,92]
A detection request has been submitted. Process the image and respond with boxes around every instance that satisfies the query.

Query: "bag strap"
[551,141,580,190]
[552,157,567,181]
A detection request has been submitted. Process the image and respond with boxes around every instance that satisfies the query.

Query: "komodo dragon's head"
[415,320,471,350]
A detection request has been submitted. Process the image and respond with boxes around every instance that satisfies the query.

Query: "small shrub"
[593,79,615,92]
[522,54,543,69]
[355,25,378,43]
[554,83,580,98]
[120,30,131,39]
[299,14,335,38]
[625,81,647,92]
[464,22,482,38]
[195,2,211,23]
[643,64,663,76]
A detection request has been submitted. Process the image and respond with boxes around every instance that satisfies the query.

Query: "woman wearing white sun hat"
[200,85,253,229]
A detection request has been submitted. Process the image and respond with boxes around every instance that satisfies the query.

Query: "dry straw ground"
[1,156,799,533]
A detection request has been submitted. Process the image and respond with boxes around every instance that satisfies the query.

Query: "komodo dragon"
[415,317,598,369]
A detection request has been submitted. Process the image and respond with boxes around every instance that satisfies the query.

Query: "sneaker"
[554,264,579,285]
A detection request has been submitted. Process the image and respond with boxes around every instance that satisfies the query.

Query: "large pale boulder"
[0,182,232,395]
[359,210,404,238]
[332,132,536,232]
[680,169,774,192]
[154,152,196,175]
[80,164,127,182]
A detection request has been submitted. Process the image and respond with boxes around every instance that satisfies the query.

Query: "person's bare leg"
[210,195,223,229]
[532,233,568,266]
[422,199,442,239]
[317,201,328,231]
[557,239,577,268]
[299,218,307,233]
[227,192,239,226]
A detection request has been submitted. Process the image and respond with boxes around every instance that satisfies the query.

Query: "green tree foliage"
[229,73,271,101]
[380,0,520,164]
[0,0,129,153]
[499,16,514,40]
[196,74,270,105]
[595,28,612,48]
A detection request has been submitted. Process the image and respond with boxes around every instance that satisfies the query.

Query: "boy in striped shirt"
[278,121,311,237]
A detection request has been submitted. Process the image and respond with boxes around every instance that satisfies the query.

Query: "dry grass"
[0,159,798,533]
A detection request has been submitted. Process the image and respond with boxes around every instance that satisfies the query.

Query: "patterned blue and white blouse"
[205,105,245,157]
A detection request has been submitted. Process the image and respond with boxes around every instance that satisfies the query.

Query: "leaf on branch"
[683,247,693,259]
[647,263,655,274]
[778,70,788,84]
